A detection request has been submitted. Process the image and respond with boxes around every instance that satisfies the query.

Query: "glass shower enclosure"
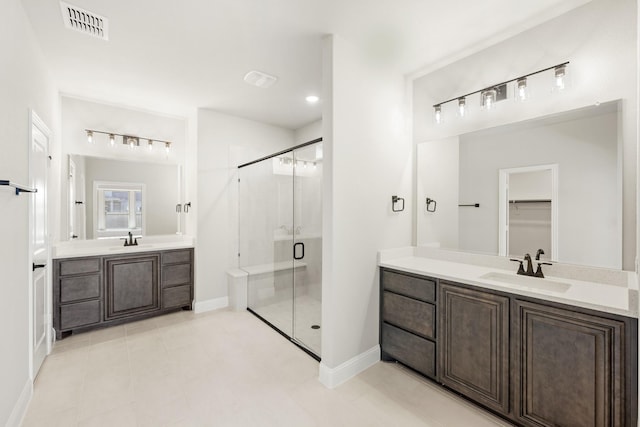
[238,139,322,358]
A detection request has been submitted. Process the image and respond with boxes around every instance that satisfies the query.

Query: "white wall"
[320,35,412,383]
[0,0,58,424]
[412,0,637,270]
[196,109,295,305]
[59,97,187,241]
[416,137,459,249]
[294,119,322,144]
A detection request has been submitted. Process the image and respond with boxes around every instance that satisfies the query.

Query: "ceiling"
[21,0,591,129]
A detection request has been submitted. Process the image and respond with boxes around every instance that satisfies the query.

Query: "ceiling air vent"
[60,1,108,40]
[243,70,278,89]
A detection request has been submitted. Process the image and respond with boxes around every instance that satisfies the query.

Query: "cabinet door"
[439,282,510,415]
[512,300,626,427]
[105,254,160,320]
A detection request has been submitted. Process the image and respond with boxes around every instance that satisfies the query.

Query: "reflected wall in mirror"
[417,101,628,270]
[68,155,180,240]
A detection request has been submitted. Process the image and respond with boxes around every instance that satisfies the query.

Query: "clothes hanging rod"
[458,203,480,207]
[0,180,37,195]
[509,199,551,204]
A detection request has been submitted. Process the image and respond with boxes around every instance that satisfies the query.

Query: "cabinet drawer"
[382,323,436,378]
[162,264,191,287]
[60,275,100,303]
[60,300,101,329]
[383,291,435,340]
[59,258,100,276]
[162,285,192,309]
[162,250,192,265]
[382,269,436,303]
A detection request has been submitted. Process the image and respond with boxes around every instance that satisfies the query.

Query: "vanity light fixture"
[458,97,466,117]
[434,104,443,124]
[85,129,172,155]
[124,136,139,149]
[481,88,498,110]
[516,77,529,101]
[433,61,569,123]
[554,64,567,91]
[164,142,171,154]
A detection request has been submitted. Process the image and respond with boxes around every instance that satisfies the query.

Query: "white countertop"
[53,235,195,259]
[379,249,638,318]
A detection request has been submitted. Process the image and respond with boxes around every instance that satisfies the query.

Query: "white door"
[30,111,50,379]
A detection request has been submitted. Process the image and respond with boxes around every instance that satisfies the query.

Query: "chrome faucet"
[123,232,139,247]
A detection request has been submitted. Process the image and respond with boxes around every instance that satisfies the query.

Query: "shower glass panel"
[239,155,295,338]
[238,140,322,358]
[292,144,322,355]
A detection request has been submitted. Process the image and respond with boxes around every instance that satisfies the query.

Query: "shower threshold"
[247,307,321,362]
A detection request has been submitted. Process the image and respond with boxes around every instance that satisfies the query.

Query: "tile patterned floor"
[22,309,513,426]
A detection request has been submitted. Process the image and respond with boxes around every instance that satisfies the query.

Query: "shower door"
[239,140,322,357]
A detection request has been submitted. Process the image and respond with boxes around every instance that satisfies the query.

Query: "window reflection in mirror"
[68,155,180,240]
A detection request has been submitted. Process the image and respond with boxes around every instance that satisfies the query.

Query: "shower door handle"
[293,242,305,260]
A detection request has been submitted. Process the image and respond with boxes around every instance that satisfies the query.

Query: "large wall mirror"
[416,100,632,271]
[68,155,181,240]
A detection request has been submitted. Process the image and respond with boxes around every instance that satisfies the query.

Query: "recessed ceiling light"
[305,95,319,104]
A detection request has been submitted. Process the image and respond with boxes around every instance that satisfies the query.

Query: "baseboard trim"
[319,345,380,389]
[5,378,33,427]
[193,296,229,314]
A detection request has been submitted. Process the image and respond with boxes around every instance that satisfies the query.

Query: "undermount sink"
[479,272,571,293]
[109,244,152,250]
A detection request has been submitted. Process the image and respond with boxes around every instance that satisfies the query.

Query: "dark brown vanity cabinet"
[161,249,193,309]
[379,267,637,427]
[53,257,102,338]
[54,248,194,339]
[105,254,160,320]
[439,282,510,415]
[512,299,635,427]
[380,269,437,380]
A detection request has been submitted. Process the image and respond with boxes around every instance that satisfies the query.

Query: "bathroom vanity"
[379,248,638,427]
[53,239,194,339]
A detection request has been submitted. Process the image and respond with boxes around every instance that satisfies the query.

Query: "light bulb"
[109,134,115,147]
[87,130,93,144]
[305,95,319,104]
[148,140,153,151]
[482,89,497,110]
[458,97,466,118]
[165,142,171,154]
[554,65,566,91]
[434,105,442,124]
[303,161,307,168]
[313,162,317,169]
[515,77,529,101]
